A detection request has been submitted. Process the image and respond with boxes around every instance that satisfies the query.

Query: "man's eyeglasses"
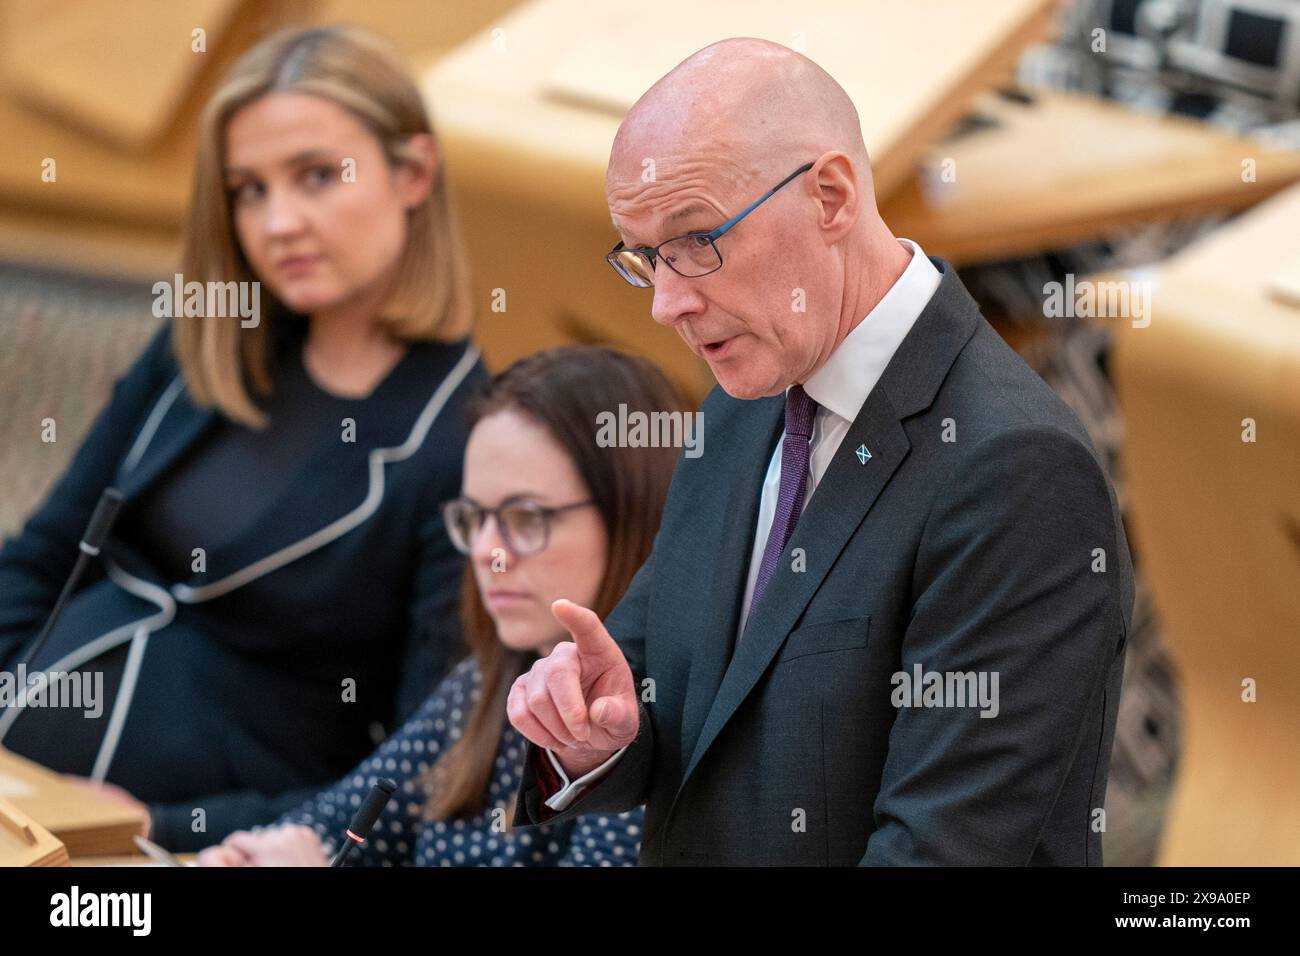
[441,496,595,556]
[606,161,815,287]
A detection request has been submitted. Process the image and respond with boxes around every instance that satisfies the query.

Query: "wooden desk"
[0,0,521,280]
[882,87,1300,265]
[0,748,146,857]
[1109,183,1300,866]
[423,0,1057,395]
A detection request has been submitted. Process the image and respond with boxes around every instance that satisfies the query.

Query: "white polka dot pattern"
[273,657,643,866]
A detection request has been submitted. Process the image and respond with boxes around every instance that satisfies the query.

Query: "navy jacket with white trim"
[0,321,487,850]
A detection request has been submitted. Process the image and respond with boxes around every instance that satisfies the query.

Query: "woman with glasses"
[197,346,689,865]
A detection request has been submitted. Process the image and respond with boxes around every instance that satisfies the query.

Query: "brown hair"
[421,346,690,824]
[173,24,473,427]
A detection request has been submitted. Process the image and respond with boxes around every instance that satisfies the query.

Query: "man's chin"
[711,368,772,401]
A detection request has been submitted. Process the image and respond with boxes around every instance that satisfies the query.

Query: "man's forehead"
[606,153,748,244]
[611,200,718,246]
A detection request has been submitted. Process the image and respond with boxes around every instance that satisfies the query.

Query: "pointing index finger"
[550,599,616,662]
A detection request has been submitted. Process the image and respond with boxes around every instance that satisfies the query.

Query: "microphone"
[13,488,124,672]
[330,778,397,867]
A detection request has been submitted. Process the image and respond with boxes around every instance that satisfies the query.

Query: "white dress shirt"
[543,238,942,811]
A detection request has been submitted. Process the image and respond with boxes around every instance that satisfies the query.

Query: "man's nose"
[650,263,706,327]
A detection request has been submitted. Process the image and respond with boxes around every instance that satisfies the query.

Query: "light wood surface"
[882,87,1300,265]
[423,0,1057,396]
[426,0,1057,207]
[537,0,1057,200]
[0,0,521,278]
[1109,183,1300,866]
[1,0,241,150]
[0,796,69,867]
[0,748,147,858]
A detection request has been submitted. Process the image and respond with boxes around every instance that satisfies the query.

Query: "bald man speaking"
[507,39,1134,865]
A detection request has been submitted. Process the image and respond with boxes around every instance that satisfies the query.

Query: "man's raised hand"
[507,598,639,777]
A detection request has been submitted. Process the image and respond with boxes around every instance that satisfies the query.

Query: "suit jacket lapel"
[677,258,982,792]
[676,393,785,768]
[681,395,910,787]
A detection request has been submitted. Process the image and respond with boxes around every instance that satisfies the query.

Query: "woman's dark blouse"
[119,331,386,580]
[275,656,643,866]
[0,319,487,850]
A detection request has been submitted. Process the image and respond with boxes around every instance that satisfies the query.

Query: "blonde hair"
[174,24,474,427]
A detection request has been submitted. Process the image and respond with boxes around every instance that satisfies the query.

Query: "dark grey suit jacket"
[514,258,1135,865]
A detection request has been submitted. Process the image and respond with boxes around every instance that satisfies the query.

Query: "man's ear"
[809,152,859,245]
[395,133,439,209]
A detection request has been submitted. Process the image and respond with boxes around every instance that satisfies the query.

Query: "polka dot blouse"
[273,656,643,866]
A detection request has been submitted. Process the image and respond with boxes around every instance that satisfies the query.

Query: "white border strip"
[121,375,186,474]
[0,342,480,765]
[89,627,149,781]
[0,562,175,745]
[172,343,481,603]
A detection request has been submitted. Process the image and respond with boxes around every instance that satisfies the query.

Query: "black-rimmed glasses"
[441,496,596,556]
[606,161,815,287]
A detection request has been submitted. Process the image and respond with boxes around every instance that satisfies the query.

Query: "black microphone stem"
[14,488,124,672]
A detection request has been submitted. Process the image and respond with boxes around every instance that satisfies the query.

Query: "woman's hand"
[197,825,329,867]
[61,775,151,839]
[195,843,252,867]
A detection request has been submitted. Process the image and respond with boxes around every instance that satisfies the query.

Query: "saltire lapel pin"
[855,443,872,465]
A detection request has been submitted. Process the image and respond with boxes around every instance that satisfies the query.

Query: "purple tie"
[747,384,819,623]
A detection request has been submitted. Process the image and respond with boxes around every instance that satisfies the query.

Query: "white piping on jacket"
[172,342,481,602]
[87,562,177,779]
[0,561,175,756]
[120,375,185,474]
[89,627,150,782]
[0,343,481,774]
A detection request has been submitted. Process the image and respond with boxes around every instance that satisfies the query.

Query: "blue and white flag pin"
[855,443,872,465]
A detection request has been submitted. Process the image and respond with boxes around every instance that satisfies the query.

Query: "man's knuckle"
[525,685,550,708]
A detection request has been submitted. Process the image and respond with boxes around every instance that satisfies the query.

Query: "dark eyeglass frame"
[441,495,596,556]
[605,161,816,287]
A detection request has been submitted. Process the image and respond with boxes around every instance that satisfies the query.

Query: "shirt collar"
[797,237,942,425]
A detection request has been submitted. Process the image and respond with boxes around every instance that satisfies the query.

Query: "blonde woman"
[0,25,485,850]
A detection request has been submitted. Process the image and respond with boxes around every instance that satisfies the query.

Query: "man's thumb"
[590,694,637,739]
